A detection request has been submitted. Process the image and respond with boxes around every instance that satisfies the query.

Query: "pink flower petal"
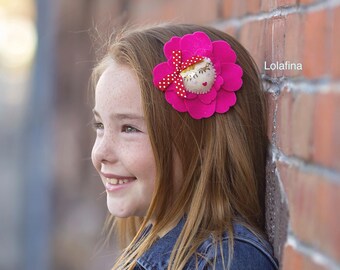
[212,41,237,64]
[184,98,216,119]
[165,89,187,112]
[181,48,210,61]
[185,92,197,100]
[215,91,237,113]
[197,49,212,58]
[221,63,243,91]
[153,62,175,86]
[213,75,224,91]
[198,88,217,104]
[181,32,212,56]
[214,62,221,74]
[164,37,181,60]
[181,50,194,61]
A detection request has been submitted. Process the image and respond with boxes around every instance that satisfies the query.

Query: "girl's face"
[91,61,156,217]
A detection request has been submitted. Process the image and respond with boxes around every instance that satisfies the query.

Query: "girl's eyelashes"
[121,125,140,133]
[92,121,104,130]
[91,120,141,133]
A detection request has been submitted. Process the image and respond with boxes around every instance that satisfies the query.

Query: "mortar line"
[262,77,340,93]
[286,232,340,270]
[270,145,340,184]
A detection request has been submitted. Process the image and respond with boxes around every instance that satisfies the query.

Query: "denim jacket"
[135,217,279,270]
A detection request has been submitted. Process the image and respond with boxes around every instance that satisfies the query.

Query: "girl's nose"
[91,134,118,166]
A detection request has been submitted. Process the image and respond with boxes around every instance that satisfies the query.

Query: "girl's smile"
[101,172,137,192]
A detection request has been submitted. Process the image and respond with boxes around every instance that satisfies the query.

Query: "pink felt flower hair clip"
[152,31,243,119]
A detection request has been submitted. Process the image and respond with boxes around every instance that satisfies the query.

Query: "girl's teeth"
[107,178,132,185]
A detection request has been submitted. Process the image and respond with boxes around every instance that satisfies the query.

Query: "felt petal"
[185,91,197,100]
[212,41,237,64]
[215,91,236,113]
[165,89,187,112]
[153,62,175,86]
[184,98,216,119]
[214,62,221,74]
[198,88,217,104]
[164,36,181,60]
[181,50,194,62]
[196,49,212,58]
[181,32,212,56]
[221,63,243,91]
[213,75,224,91]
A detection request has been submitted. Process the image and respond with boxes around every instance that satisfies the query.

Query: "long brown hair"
[92,23,268,270]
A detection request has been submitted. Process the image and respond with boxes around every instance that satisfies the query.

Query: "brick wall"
[122,0,340,269]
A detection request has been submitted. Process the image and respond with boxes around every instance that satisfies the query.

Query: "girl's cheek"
[91,140,101,171]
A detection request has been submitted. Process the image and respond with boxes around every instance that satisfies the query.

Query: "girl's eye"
[92,122,104,130]
[121,125,140,133]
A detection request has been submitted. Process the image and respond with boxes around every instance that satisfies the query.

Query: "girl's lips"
[100,172,137,192]
[101,172,136,180]
[105,178,136,192]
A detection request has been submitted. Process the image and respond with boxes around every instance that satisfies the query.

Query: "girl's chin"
[107,203,128,217]
[107,202,139,218]
[106,195,148,217]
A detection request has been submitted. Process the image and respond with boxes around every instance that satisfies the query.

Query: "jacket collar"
[136,217,186,269]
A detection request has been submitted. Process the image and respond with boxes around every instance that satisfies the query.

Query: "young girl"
[91,23,279,270]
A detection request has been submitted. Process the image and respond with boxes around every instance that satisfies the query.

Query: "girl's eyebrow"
[113,113,144,121]
[92,109,144,121]
[92,109,101,118]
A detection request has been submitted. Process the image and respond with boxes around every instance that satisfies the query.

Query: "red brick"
[276,87,293,155]
[282,245,328,270]
[239,20,266,72]
[299,0,317,5]
[277,0,297,7]
[264,16,286,77]
[130,0,219,24]
[282,245,303,270]
[223,0,247,19]
[313,91,340,170]
[261,0,278,12]
[302,257,328,270]
[174,0,219,24]
[302,10,329,78]
[278,163,340,262]
[317,179,340,262]
[157,2,179,22]
[275,89,340,168]
[331,7,340,78]
[222,0,234,19]
[247,0,261,14]
[284,13,303,77]
[223,26,238,38]
[278,164,314,244]
[291,92,315,160]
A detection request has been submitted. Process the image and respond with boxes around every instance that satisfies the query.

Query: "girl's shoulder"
[136,219,279,270]
[198,223,279,269]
